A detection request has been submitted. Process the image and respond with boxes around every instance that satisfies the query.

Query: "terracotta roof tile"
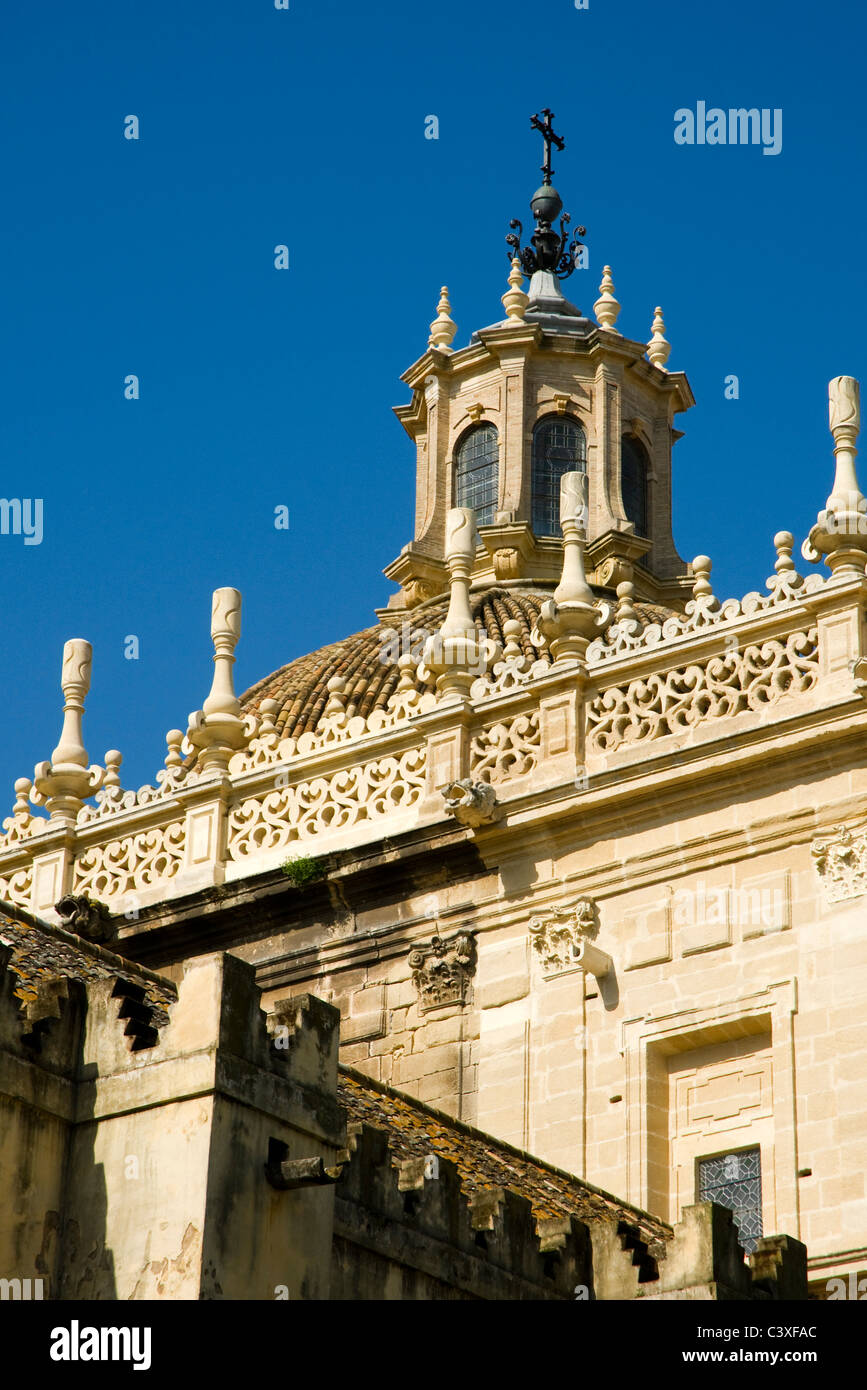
[0,909,176,1027]
[337,1065,671,1253]
[242,587,675,740]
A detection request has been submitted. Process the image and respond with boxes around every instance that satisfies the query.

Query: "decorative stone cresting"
[471,619,546,700]
[73,820,187,899]
[227,747,427,860]
[471,712,541,784]
[77,735,195,822]
[1,779,41,844]
[811,825,867,904]
[408,931,476,1011]
[588,629,820,753]
[587,541,824,665]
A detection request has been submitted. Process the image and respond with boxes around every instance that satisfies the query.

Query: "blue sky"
[0,0,864,800]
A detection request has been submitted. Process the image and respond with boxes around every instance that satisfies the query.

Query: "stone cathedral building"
[1,114,865,1300]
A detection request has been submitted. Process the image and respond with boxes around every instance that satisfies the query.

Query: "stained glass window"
[621,436,649,539]
[455,424,499,526]
[531,416,586,537]
[698,1147,763,1254]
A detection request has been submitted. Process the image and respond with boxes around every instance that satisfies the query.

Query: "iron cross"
[531,109,565,185]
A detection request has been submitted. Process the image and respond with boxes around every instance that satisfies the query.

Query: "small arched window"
[531,416,586,537]
[620,436,649,539]
[455,423,499,525]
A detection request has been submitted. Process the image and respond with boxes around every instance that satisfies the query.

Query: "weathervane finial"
[505,110,586,283]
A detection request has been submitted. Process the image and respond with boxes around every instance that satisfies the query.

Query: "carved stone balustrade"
[2,508,867,923]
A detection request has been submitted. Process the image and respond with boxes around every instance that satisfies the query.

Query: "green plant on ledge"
[280,855,326,888]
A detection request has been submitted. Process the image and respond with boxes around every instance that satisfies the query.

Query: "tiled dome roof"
[240,587,675,741]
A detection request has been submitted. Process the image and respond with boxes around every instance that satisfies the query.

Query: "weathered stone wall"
[0,936,808,1300]
[0,947,342,1300]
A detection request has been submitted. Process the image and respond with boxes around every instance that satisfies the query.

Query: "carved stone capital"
[812,825,867,903]
[408,931,476,1011]
[529,897,601,976]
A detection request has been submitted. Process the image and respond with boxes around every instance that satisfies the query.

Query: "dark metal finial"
[530,108,564,186]
[505,111,587,281]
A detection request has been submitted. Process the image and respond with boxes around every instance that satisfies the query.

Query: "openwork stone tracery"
[587,630,820,754]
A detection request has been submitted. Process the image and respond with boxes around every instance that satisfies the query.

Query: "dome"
[240,587,676,738]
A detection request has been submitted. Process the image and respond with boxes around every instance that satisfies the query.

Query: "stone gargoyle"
[439,778,502,827]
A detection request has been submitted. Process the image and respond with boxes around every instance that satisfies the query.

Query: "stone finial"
[829,373,860,436]
[536,472,606,662]
[501,258,529,323]
[802,375,867,577]
[773,530,796,577]
[32,639,106,823]
[11,778,32,819]
[323,676,347,719]
[501,619,524,662]
[428,286,457,351]
[766,530,804,602]
[164,730,185,769]
[690,555,713,602]
[686,554,720,623]
[203,588,242,719]
[258,699,280,736]
[103,750,123,788]
[647,306,671,369]
[555,471,593,604]
[422,508,487,699]
[593,265,620,332]
[615,580,638,625]
[186,587,250,772]
[395,652,417,693]
[2,777,35,842]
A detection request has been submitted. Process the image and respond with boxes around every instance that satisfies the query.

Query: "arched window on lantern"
[454,423,499,526]
[620,435,650,540]
[531,415,586,537]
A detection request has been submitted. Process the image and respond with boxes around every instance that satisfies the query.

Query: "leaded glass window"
[455,424,499,526]
[698,1148,763,1254]
[531,416,586,537]
[621,436,649,539]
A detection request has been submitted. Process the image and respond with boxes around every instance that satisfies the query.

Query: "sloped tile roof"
[242,587,674,740]
[338,1065,671,1253]
[0,908,176,1026]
